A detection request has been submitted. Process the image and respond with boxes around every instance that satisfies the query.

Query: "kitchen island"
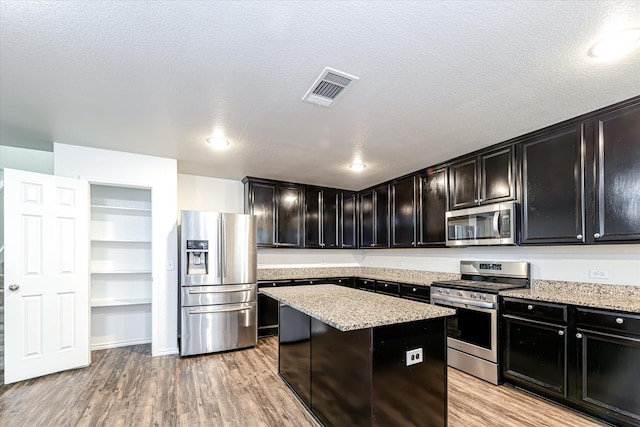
[260,284,455,427]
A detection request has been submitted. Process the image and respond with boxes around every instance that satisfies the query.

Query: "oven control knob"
[481,295,487,300]
[457,291,463,297]
[445,290,450,295]
[470,293,477,298]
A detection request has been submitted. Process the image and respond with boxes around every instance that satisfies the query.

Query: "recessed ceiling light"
[588,28,640,59]
[349,162,366,172]
[206,136,230,150]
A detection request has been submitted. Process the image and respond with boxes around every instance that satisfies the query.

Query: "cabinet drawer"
[182,284,256,307]
[576,308,640,336]
[375,281,400,296]
[357,278,375,292]
[329,277,355,287]
[258,280,292,288]
[503,298,568,323]
[400,284,431,303]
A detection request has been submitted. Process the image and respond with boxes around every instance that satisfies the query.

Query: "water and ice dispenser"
[186,240,209,275]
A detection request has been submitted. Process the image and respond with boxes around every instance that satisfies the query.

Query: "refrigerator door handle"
[222,217,227,279]
[188,305,252,315]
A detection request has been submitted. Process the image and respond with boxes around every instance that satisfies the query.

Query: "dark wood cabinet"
[520,125,586,245]
[304,187,339,248]
[450,146,515,210]
[279,305,311,407]
[503,314,568,398]
[359,185,389,248]
[417,167,448,246]
[258,280,292,338]
[589,103,640,243]
[574,309,640,427]
[339,191,357,248]
[244,178,303,247]
[390,176,417,247]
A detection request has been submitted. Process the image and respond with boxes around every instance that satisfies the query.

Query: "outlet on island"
[406,348,423,366]
[589,269,609,279]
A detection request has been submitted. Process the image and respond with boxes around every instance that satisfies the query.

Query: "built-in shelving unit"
[90,184,152,350]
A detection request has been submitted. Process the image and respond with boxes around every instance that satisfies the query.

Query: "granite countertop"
[260,284,456,331]
[500,280,640,314]
[257,266,458,286]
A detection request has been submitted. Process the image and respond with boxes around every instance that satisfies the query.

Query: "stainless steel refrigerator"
[179,211,257,356]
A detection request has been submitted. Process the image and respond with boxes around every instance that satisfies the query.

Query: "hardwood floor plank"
[0,337,604,427]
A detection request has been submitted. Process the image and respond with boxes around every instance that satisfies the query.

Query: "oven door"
[432,297,498,363]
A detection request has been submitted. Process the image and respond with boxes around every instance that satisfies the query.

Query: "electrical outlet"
[406,348,423,366]
[589,269,609,279]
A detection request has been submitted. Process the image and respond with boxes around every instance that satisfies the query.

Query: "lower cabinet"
[502,298,640,427]
[258,280,292,338]
[279,304,311,407]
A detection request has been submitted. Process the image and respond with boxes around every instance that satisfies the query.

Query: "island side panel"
[311,318,372,427]
[279,304,312,407]
[372,318,448,427]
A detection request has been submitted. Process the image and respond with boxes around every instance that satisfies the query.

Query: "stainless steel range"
[431,260,530,385]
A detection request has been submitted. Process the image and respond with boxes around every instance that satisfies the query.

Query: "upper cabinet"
[589,103,640,243]
[417,166,449,246]
[520,124,585,245]
[359,184,389,248]
[244,178,303,248]
[304,186,339,248]
[449,146,516,209]
[339,191,357,248]
[390,175,417,247]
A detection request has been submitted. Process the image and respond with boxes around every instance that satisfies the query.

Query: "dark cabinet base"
[279,305,448,427]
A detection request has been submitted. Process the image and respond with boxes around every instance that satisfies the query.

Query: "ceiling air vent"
[302,67,359,108]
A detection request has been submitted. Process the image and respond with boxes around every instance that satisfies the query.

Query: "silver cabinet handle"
[616,318,624,324]
[527,304,533,310]
[413,288,417,292]
[594,233,601,239]
[9,284,19,291]
[576,234,583,239]
[576,333,583,339]
[558,330,564,336]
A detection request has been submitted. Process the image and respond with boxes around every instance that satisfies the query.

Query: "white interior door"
[4,168,90,384]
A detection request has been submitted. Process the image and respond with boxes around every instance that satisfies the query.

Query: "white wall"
[54,143,179,356]
[177,173,243,214]
[0,145,53,174]
[360,246,640,286]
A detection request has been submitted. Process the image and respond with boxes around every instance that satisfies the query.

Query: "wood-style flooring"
[0,337,605,427]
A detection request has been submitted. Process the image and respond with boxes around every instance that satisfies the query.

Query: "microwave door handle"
[493,211,500,238]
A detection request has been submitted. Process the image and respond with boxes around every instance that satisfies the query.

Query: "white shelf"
[91,270,152,275]
[91,204,151,213]
[91,298,151,307]
[91,239,151,244]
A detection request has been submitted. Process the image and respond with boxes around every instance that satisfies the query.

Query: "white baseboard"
[91,337,151,351]
[155,347,179,356]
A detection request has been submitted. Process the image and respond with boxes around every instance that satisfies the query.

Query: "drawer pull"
[594,233,601,239]
[616,318,624,324]
[527,304,533,310]
[576,234,583,239]
[576,333,583,339]
[413,288,417,292]
[558,330,564,336]
[385,284,389,287]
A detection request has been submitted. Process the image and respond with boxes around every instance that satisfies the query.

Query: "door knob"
[9,284,19,291]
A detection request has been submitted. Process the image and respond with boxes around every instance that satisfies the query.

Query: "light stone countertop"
[260,284,456,331]
[500,280,640,314]
[257,266,458,286]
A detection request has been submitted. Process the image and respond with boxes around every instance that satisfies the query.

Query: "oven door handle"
[432,296,496,311]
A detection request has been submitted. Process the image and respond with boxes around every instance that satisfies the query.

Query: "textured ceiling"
[1,1,639,190]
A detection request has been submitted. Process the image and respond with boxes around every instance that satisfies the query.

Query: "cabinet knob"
[576,333,583,339]
[616,318,624,324]
[558,330,564,336]
[474,199,479,203]
[527,304,533,310]
[594,233,601,239]
[385,284,389,288]
[371,243,375,247]
[576,234,583,240]
[413,288,417,292]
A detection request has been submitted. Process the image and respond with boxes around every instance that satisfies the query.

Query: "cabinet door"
[359,191,374,247]
[592,104,640,242]
[279,305,311,407]
[503,315,568,398]
[340,192,357,248]
[481,146,515,204]
[374,185,390,247]
[277,185,303,247]
[322,189,339,248]
[391,176,416,247]
[576,329,640,426]
[521,125,585,244]
[304,187,321,248]
[449,157,478,209]
[418,167,448,246]
[249,182,276,247]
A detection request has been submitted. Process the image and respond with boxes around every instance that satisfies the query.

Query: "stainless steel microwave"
[445,202,517,246]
